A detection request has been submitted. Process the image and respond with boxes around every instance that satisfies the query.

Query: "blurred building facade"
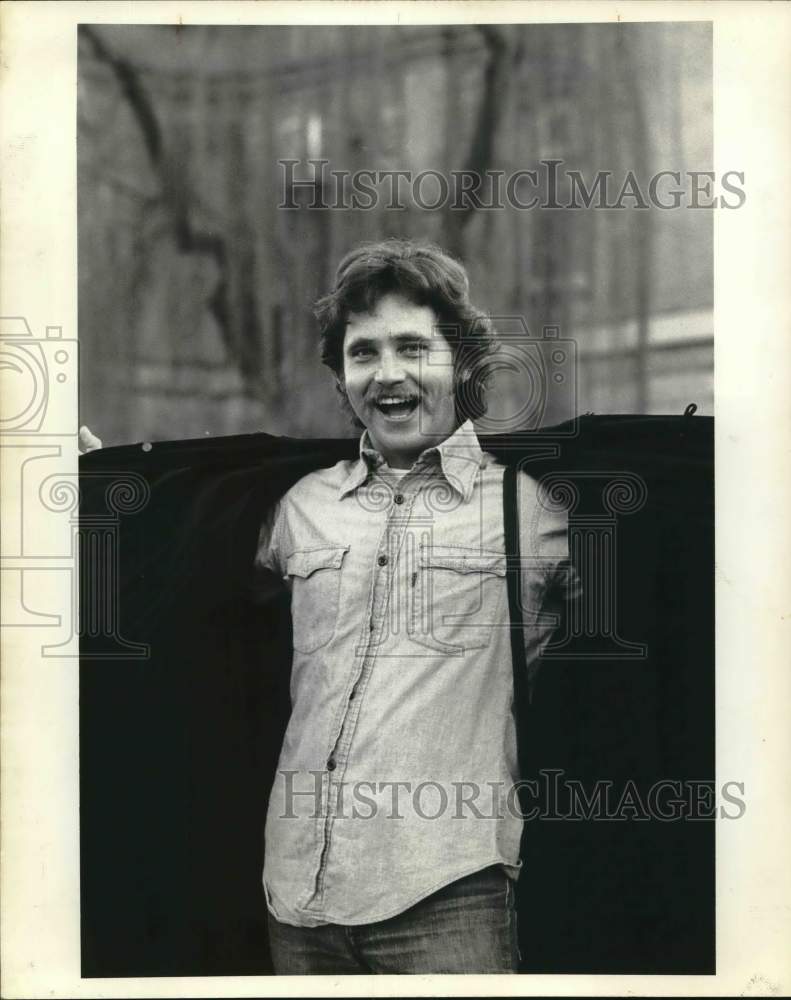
[78,23,713,446]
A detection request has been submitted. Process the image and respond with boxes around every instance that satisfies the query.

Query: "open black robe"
[79,413,713,976]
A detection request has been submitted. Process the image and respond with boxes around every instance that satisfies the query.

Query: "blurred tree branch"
[79,26,265,388]
[80,27,163,166]
[444,25,520,258]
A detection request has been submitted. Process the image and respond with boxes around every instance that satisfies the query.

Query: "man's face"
[341,293,458,469]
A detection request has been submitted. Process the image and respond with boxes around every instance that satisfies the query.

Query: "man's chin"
[364,406,458,461]
[373,423,420,451]
[372,423,450,457]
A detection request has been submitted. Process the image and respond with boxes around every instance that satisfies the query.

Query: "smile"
[373,396,420,421]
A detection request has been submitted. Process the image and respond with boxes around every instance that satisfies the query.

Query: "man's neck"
[383,454,417,470]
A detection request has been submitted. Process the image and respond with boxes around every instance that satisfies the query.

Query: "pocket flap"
[420,546,506,576]
[286,546,349,579]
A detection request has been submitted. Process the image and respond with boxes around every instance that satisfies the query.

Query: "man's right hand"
[79,426,103,453]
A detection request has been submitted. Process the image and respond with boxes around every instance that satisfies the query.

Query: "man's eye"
[350,347,374,359]
[401,342,427,356]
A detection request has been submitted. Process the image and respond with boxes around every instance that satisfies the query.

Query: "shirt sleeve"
[517,470,582,690]
[251,497,288,602]
[518,470,581,590]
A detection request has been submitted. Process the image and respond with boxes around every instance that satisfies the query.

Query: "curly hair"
[314,238,498,426]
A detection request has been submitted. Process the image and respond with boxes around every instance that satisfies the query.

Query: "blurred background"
[78,22,713,447]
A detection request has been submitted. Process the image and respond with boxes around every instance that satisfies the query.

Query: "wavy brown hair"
[314,238,497,427]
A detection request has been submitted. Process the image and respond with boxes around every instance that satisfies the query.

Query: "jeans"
[266,865,519,974]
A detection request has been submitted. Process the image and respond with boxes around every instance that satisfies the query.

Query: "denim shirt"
[256,420,576,927]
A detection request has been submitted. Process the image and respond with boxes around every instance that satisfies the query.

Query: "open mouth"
[373,396,420,420]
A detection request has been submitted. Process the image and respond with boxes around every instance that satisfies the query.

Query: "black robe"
[79,414,713,976]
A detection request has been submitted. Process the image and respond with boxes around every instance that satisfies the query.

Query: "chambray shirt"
[256,420,576,927]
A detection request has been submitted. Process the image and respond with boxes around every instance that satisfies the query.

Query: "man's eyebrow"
[391,331,433,342]
[343,335,374,353]
[344,331,433,351]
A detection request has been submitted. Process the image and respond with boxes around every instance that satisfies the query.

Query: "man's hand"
[79,426,103,453]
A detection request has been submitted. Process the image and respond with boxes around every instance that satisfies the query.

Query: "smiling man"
[341,294,457,467]
[256,239,577,974]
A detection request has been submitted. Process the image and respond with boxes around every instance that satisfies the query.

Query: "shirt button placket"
[316,487,413,899]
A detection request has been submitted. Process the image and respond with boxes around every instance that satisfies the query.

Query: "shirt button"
[377,555,388,566]
[327,758,337,771]
[394,494,404,505]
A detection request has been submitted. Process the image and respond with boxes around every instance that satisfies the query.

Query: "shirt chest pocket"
[286,546,348,654]
[410,546,507,654]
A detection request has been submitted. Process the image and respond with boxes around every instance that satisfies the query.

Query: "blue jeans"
[266,865,519,974]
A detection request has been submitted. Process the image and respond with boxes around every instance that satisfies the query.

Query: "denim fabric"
[266,865,519,974]
[256,420,576,927]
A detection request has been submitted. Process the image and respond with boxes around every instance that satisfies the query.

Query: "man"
[255,239,578,974]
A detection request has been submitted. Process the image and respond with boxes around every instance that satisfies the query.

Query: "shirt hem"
[265,856,522,928]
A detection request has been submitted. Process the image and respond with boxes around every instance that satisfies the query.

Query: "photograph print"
[77,19,717,978]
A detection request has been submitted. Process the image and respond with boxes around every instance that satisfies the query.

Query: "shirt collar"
[338,420,484,502]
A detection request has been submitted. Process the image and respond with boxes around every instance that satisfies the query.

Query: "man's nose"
[374,350,406,384]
